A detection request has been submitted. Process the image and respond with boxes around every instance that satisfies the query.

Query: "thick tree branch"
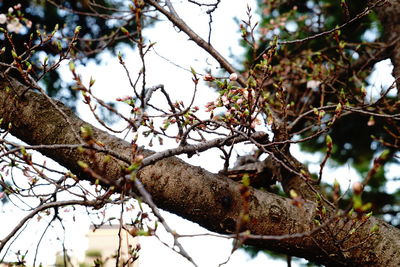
[145,0,247,87]
[1,76,400,266]
[373,0,400,97]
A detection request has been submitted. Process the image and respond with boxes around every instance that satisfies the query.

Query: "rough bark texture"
[373,0,400,96]
[1,75,400,266]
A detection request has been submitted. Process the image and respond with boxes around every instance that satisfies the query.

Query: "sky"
[2,1,291,266]
[72,1,293,266]
[1,0,398,266]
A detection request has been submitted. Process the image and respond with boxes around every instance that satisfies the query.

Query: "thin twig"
[145,0,247,87]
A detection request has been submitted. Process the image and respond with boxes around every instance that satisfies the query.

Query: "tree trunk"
[1,74,400,266]
[373,0,400,96]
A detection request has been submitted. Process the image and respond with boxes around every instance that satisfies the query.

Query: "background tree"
[0,0,143,107]
[0,0,399,266]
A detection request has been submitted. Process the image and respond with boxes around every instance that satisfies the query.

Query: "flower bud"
[229,73,238,81]
[203,74,215,81]
[352,182,363,195]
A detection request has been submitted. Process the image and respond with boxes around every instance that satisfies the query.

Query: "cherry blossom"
[0,14,6,24]
[6,18,23,33]
[229,72,238,81]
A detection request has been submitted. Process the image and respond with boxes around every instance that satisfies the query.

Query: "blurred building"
[83,225,139,267]
[55,225,139,267]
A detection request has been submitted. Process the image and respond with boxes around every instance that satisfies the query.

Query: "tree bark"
[1,74,400,266]
[373,0,400,96]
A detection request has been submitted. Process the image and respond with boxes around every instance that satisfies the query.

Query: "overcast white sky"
[1,0,398,266]
[2,1,291,266]
[74,1,292,266]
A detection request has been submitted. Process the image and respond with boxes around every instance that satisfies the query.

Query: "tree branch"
[373,0,400,97]
[1,76,400,266]
[145,0,247,87]
[0,200,96,252]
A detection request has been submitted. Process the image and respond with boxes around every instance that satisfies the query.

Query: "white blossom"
[306,80,321,90]
[0,14,6,24]
[229,73,238,81]
[7,18,23,33]
[221,95,229,105]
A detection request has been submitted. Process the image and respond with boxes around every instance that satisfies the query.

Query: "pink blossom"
[221,95,229,105]
[203,74,215,81]
[229,73,238,81]
[7,18,23,33]
[205,102,214,112]
[116,95,132,101]
[352,182,363,195]
[205,101,213,107]
[26,20,32,28]
[135,154,144,161]
[205,106,214,112]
